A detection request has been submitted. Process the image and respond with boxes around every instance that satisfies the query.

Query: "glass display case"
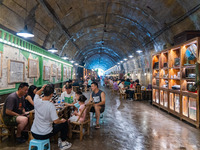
[153,89,156,102]
[182,96,188,117]
[156,89,159,104]
[169,93,174,110]
[189,97,197,121]
[151,38,200,127]
[164,91,168,107]
[160,90,164,106]
[174,94,180,113]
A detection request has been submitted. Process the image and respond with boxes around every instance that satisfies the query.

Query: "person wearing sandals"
[31,84,72,150]
[89,82,106,129]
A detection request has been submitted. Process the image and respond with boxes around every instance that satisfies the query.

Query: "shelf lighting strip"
[0,38,73,67]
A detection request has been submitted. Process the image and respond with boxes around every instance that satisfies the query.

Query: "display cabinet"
[153,89,156,102]
[169,93,175,110]
[156,89,159,104]
[182,96,188,117]
[152,37,200,128]
[164,91,168,108]
[160,90,164,106]
[189,97,197,121]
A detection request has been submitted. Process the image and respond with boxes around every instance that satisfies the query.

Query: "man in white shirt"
[61,84,76,104]
[31,84,72,150]
[119,80,126,93]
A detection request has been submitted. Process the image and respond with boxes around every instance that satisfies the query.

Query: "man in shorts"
[89,82,105,129]
[3,82,29,143]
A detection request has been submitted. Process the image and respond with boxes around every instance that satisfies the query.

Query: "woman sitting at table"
[68,94,87,123]
[25,85,37,111]
[113,79,119,91]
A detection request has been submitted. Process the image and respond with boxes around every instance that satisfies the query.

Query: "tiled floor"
[0,84,200,150]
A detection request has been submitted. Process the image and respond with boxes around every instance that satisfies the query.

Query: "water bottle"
[57,97,61,107]
[61,99,65,106]
[58,138,62,147]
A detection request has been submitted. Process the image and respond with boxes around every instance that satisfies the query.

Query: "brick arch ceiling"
[0,0,200,70]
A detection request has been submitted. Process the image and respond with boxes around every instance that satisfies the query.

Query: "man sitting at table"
[3,82,29,143]
[61,84,76,104]
[31,84,72,150]
[119,80,127,94]
[89,82,106,129]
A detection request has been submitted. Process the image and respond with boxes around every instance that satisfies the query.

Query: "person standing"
[89,82,106,129]
[3,82,29,143]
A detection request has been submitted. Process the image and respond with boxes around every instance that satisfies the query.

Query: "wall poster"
[8,59,25,83]
[51,64,57,77]
[28,58,38,78]
[43,66,50,80]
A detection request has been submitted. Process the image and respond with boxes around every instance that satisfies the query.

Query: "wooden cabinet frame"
[152,37,200,128]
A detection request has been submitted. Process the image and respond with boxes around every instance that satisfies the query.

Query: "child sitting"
[69,94,87,123]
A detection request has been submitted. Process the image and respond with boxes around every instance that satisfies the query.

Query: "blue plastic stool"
[92,113,104,124]
[29,139,50,150]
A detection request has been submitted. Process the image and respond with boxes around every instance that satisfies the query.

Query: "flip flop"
[95,124,100,129]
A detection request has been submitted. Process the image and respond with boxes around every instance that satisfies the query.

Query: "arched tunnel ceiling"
[1,0,200,70]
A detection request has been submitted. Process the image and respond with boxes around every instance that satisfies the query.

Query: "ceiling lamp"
[70,60,75,63]
[16,25,34,38]
[136,50,143,53]
[120,61,123,63]
[117,63,120,65]
[74,63,78,66]
[48,45,58,53]
[129,55,133,58]
[61,54,68,60]
[124,58,127,61]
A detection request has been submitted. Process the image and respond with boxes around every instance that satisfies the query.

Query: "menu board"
[0,52,2,78]
[51,64,57,77]
[8,60,24,83]
[43,66,50,80]
[28,58,38,78]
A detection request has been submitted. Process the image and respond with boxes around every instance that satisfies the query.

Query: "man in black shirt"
[3,82,29,143]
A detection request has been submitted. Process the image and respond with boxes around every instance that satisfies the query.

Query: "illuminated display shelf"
[152,37,200,128]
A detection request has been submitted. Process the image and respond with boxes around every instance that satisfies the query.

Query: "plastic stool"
[29,139,50,150]
[92,113,104,124]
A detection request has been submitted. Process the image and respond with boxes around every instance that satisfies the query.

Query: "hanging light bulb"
[70,60,75,63]
[61,54,68,60]
[136,50,143,53]
[129,55,133,58]
[48,45,58,53]
[16,25,34,38]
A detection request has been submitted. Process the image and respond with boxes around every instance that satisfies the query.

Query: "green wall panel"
[0,28,73,95]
